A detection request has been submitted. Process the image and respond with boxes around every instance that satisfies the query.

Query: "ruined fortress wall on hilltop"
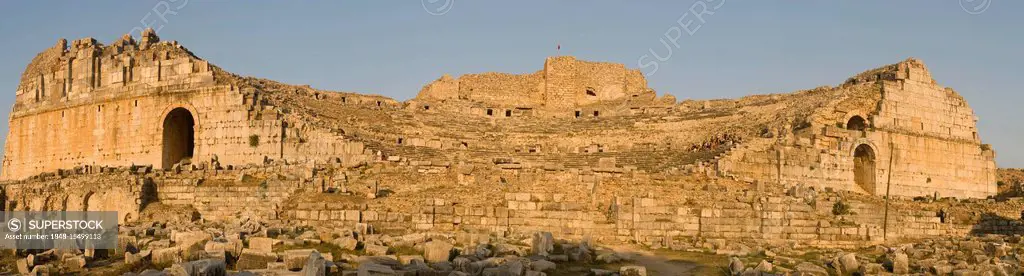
[417,56,651,112]
[1,32,371,180]
[718,59,996,198]
[457,72,544,107]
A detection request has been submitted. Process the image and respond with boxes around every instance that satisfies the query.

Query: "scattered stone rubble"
[725,235,1024,276]
[12,210,1024,276]
[59,219,650,276]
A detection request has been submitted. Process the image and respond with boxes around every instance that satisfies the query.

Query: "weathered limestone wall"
[875,61,978,140]
[280,128,376,167]
[280,191,1010,247]
[719,131,995,199]
[3,33,379,180]
[416,56,651,111]
[463,73,543,107]
[417,72,544,108]
[543,56,641,109]
[870,60,996,197]
[717,59,996,199]
[871,132,995,198]
[3,164,1019,251]
[1,174,146,224]
[15,36,213,109]
[154,175,306,220]
[2,80,284,180]
[541,56,582,110]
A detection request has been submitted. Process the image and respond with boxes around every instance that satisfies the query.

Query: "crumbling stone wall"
[278,189,1005,247]
[418,72,544,107]
[1,173,144,223]
[416,56,652,113]
[2,32,376,180]
[2,153,1016,252]
[718,59,996,199]
[870,60,996,197]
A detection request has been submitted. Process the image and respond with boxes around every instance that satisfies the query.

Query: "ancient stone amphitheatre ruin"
[1,30,1022,275]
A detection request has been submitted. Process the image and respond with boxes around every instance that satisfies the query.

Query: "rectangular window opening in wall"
[505,110,511,117]
[134,100,138,107]
[424,105,430,110]
[97,105,102,112]
[376,101,381,106]
[575,111,581,118]
[486,109,493,116]
[341,97,346,103]
[593,111,600,117]
[397,138,403,145]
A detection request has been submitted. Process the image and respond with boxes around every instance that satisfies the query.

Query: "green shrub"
[249,135,260,147]
[832,200,851,216]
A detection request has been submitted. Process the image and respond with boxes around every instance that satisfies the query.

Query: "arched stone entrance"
[162,107,195,169]
[847,115,867,131]
[853,144,876,194]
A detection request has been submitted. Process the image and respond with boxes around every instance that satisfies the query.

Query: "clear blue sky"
[0,1,1021,166]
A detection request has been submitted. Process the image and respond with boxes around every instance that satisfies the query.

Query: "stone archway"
[162,107,195,169]
[82,191,94,212]
[847,115,867,131]
[853,144,876,194]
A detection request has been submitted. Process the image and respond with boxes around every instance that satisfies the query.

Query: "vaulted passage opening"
[853,144,876,194]
[162,108,195,169]
[847,115,867,131]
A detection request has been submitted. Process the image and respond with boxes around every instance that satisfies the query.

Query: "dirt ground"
[551,245,730,276]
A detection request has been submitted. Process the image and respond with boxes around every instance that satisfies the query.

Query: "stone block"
[249,237,282,253]
[620,265,647,276]
[424,240,453,263]
[152,246,183,265]
[364,244,389,256]
[283,249,316,271]
[236,249,279,270]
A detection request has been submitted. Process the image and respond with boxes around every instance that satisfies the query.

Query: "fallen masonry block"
[283,249,317,271]
[152,246,183,265]
[364,244,389,256]
[248,237,283,253]
[424,240,454,263]
[236,249,279,270]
